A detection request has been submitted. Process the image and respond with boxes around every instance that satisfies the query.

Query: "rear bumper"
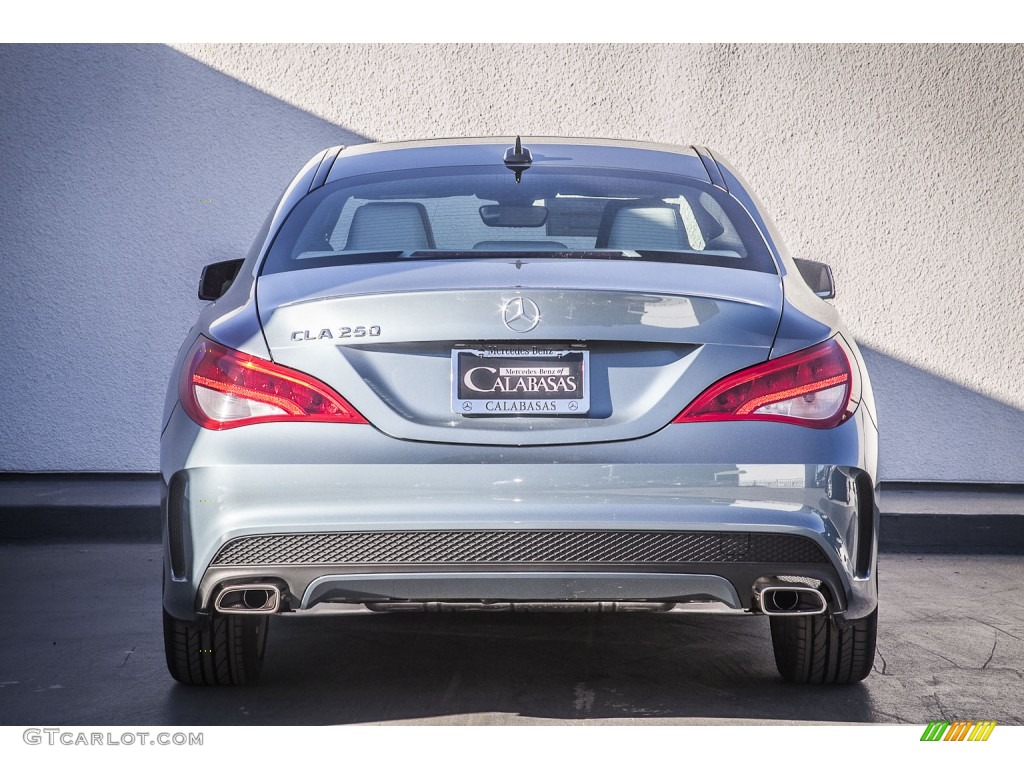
[161,403,879,622]
[298,572,745,608]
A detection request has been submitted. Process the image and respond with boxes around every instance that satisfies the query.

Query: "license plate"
[452,348,589,416]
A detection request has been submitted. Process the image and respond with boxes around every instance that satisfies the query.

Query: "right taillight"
[180,337,367,430]
[673,338,857,429]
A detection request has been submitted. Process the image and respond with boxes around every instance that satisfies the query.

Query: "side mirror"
[198,259,244,301]
[793,258,835,299]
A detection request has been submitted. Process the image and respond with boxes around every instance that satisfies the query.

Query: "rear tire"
[770,609,877,684]
[163,608,268,685]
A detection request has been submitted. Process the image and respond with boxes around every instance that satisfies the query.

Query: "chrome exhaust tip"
[758,586,827,616]
[215,584,282,614]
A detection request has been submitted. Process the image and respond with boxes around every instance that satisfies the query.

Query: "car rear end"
[161,138,878,685]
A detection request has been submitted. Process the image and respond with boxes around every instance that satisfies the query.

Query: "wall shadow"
[860,346,1024,483]
[0,45,369,471]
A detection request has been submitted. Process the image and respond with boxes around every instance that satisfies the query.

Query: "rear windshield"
[260,165,777,275]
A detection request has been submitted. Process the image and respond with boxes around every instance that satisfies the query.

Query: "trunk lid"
[256,259,782,445]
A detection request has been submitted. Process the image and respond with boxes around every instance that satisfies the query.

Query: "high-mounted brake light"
[673,338,856,429]
[180,337,367,430]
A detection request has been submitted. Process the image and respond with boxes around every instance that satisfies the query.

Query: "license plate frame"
[451,347,590,416]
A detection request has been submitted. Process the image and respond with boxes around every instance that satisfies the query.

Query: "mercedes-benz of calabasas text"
[161,137,879,686]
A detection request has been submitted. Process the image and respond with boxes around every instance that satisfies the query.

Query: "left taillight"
[179,337,368,430]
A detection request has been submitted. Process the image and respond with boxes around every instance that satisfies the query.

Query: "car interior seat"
[345,202,436,251]
[597,201,691,251]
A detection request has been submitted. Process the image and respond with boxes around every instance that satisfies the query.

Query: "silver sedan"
[161,137,879,685]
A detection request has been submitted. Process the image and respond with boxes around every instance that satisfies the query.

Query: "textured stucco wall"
[1,44,1022,481]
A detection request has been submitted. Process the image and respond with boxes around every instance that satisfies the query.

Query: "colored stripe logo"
[921,721,996,741]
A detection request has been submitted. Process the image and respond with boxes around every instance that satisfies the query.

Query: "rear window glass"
[261,166,776,275]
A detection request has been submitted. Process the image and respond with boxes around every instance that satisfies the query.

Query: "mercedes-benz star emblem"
[502,297,541,333]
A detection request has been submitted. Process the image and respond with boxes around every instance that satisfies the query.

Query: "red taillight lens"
[179,337,367,430]
[673,338,855,429]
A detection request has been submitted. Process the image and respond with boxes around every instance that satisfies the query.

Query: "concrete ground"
[0,542,1020,726]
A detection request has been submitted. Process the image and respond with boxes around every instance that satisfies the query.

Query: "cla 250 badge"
[290,326,382,341]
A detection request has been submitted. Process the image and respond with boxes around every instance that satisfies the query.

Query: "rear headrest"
[597,201,690,251]
[345,202,436,251]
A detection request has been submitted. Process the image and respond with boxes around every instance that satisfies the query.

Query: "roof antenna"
[503,136,533,183]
